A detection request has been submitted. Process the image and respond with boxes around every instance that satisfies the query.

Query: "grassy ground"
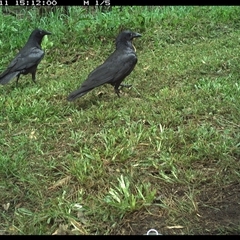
[0,6,240,235]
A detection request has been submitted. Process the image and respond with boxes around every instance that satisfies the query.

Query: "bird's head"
[35,29,52,37]
[29,28,52,45]
[116,30,141,50]
[116,30,141,42]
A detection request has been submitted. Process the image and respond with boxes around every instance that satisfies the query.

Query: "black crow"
[0,28,51,86]
[67,30,141,101]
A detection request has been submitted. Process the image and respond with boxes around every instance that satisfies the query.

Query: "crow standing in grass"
[67,30,141,101]
[0,28,51,86]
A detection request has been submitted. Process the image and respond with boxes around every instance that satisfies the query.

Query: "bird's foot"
[115,88,121,97]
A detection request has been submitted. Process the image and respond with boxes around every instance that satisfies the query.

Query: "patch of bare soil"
[197,181,240,234]
[110,182,240,235]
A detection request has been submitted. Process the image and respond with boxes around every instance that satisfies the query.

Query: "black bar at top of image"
[3,0,121,6]
[0,0,194,6]
[1,0,237,6]
[1,0,150,6]
[0,0,168,6]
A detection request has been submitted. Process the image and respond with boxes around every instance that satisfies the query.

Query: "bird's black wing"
[5,47,44,73]
[0,47,44,84]
[79,51,137,93]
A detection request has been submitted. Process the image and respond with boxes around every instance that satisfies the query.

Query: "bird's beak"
[44,31,52,35]
[133,32,142,38]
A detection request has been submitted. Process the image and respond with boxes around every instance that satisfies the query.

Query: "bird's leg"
[114,87,121,97]
[32,72,37,84]
[16,74,20,86]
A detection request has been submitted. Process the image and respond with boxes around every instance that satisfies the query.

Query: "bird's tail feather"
[0,71,19,85]
[67,89,89,101]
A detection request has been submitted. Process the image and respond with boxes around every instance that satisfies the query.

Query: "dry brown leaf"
[143,65,150,70]
[48,176,71,190]
[52,224,69,235]
[29,130,37,139]
[3,203,10,211]
[166,225,184,229]
[133,44,137,52]
[15,203,22,209]
[70,219,87,235]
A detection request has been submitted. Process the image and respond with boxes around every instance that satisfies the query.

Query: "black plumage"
[0,28,51,86]
[67,30,141,101]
